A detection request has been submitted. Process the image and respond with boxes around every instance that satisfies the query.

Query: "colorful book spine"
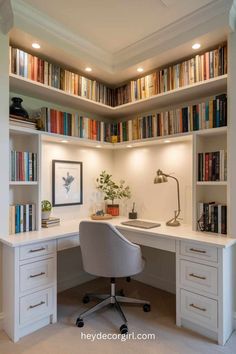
[10,151,37,181]
[198,150,227,181]
[198,202,227,234]
[9,203,36,234]
[10,44,227,108]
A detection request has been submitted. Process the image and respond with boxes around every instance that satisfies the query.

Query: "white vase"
[42,211,51,220]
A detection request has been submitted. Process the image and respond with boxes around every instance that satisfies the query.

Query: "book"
[9,203,36,234]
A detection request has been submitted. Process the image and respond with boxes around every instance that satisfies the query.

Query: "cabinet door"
[180,289,218,331]
[19,287,53,326]
[180,241,218,262]
[20,241,56,260]
[180,260,218,295]
[20,258,55,293]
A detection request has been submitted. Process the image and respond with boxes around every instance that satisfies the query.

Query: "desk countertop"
[0,217,236,248]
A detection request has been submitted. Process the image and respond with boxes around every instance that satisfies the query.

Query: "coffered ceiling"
[6,0,236,84]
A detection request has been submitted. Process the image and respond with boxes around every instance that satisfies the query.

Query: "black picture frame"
[52,160,83,207]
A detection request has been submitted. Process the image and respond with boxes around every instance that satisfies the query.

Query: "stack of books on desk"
[42,217,60,228]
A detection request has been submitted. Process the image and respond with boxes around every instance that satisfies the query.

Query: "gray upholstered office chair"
[76,221,151,334]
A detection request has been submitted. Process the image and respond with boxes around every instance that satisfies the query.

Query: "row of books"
[105,94,227,142]
[198,151,227,182]
[9,44,227,107]
[39,94,227,143]
[42,217,60,228]
[10,151,37,182]
[9,203,36,234]
[40,107,105,141]
[198,202,227,234]
[9,47,114,106]
[114,45,227,105]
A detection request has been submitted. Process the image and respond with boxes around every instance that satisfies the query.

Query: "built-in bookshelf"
[34,93,226,144]
[114,44,227,106]
[193,127,227,233]
[9,128,41,234]
[8,43,229,237]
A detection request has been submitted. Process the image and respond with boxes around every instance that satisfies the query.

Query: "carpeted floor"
[0,278,235,354]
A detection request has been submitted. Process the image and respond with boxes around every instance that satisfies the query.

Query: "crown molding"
[11,0,113,72]
[11,0,235,76]
[0,0,13,34]
[113,0,234,70]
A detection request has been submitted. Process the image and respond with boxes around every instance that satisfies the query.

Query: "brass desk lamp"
[154,169,181,226]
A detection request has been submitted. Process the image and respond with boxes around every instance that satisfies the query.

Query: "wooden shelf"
[10,73,227,118]
[9,181,38,186]
[196,181,227,186]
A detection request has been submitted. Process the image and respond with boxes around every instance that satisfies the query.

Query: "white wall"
[113,140,193,223]
[41,142,114,220]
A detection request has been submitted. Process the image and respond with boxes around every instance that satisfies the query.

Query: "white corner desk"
[0,217,235,344]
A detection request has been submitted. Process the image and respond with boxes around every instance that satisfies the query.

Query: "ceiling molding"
[0,0,13,34]
[11,0,113,71]
[113,0,233,70]
[11,0,234,75]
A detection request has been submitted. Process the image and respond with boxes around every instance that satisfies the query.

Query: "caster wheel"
[118,289,125,297]
[120,324,128,335]
[143,304,151,312]
[76,318,84,327]
[82,295,90,304]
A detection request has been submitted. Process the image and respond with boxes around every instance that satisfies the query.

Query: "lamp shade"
[154,169,168,184]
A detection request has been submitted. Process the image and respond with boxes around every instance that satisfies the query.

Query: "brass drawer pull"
[189,303,206,312]
[189,273,206,280]
[29,301,45,309]
[29,272,46,278]
[29,247,46,253]
[189,248,206,254]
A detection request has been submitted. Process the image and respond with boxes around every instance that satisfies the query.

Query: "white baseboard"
[0,312,4,330]
[57,272,96,293]
[134,272,176,294]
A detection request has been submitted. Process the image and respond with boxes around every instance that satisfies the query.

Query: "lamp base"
[166,219,180,227]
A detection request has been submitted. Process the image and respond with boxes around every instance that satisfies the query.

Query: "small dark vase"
[10,97,29,118]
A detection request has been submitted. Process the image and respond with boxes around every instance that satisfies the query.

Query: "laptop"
[121,220,161,229]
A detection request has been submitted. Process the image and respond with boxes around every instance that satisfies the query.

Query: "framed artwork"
[52,160,83,207]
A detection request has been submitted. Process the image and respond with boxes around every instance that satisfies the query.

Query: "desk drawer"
[57,234,79,251]
[180,241,218,262]
[20,258,55,293]
[180,260,218,295]
[20,241,56,261]
[19,287,53,326]
[180,289,217,331]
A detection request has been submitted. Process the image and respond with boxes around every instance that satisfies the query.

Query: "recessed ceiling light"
[126,144,132,148]
[96,145,101,148]
[85,67,92,72]
[192,43,201,50]
[32,42,40,49]
[164,140,171,143]
[137,67,144,73]
[61,140,68,143]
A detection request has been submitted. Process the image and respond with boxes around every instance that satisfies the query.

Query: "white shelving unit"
[193,127,227,232]
[10,73,227,118]
[9,128,41,232]
[9,63,228,237]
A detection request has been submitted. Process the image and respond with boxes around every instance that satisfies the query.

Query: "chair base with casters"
[76,278,151,334]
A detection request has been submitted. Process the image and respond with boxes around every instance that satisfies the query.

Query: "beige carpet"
[0,278,235,354]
